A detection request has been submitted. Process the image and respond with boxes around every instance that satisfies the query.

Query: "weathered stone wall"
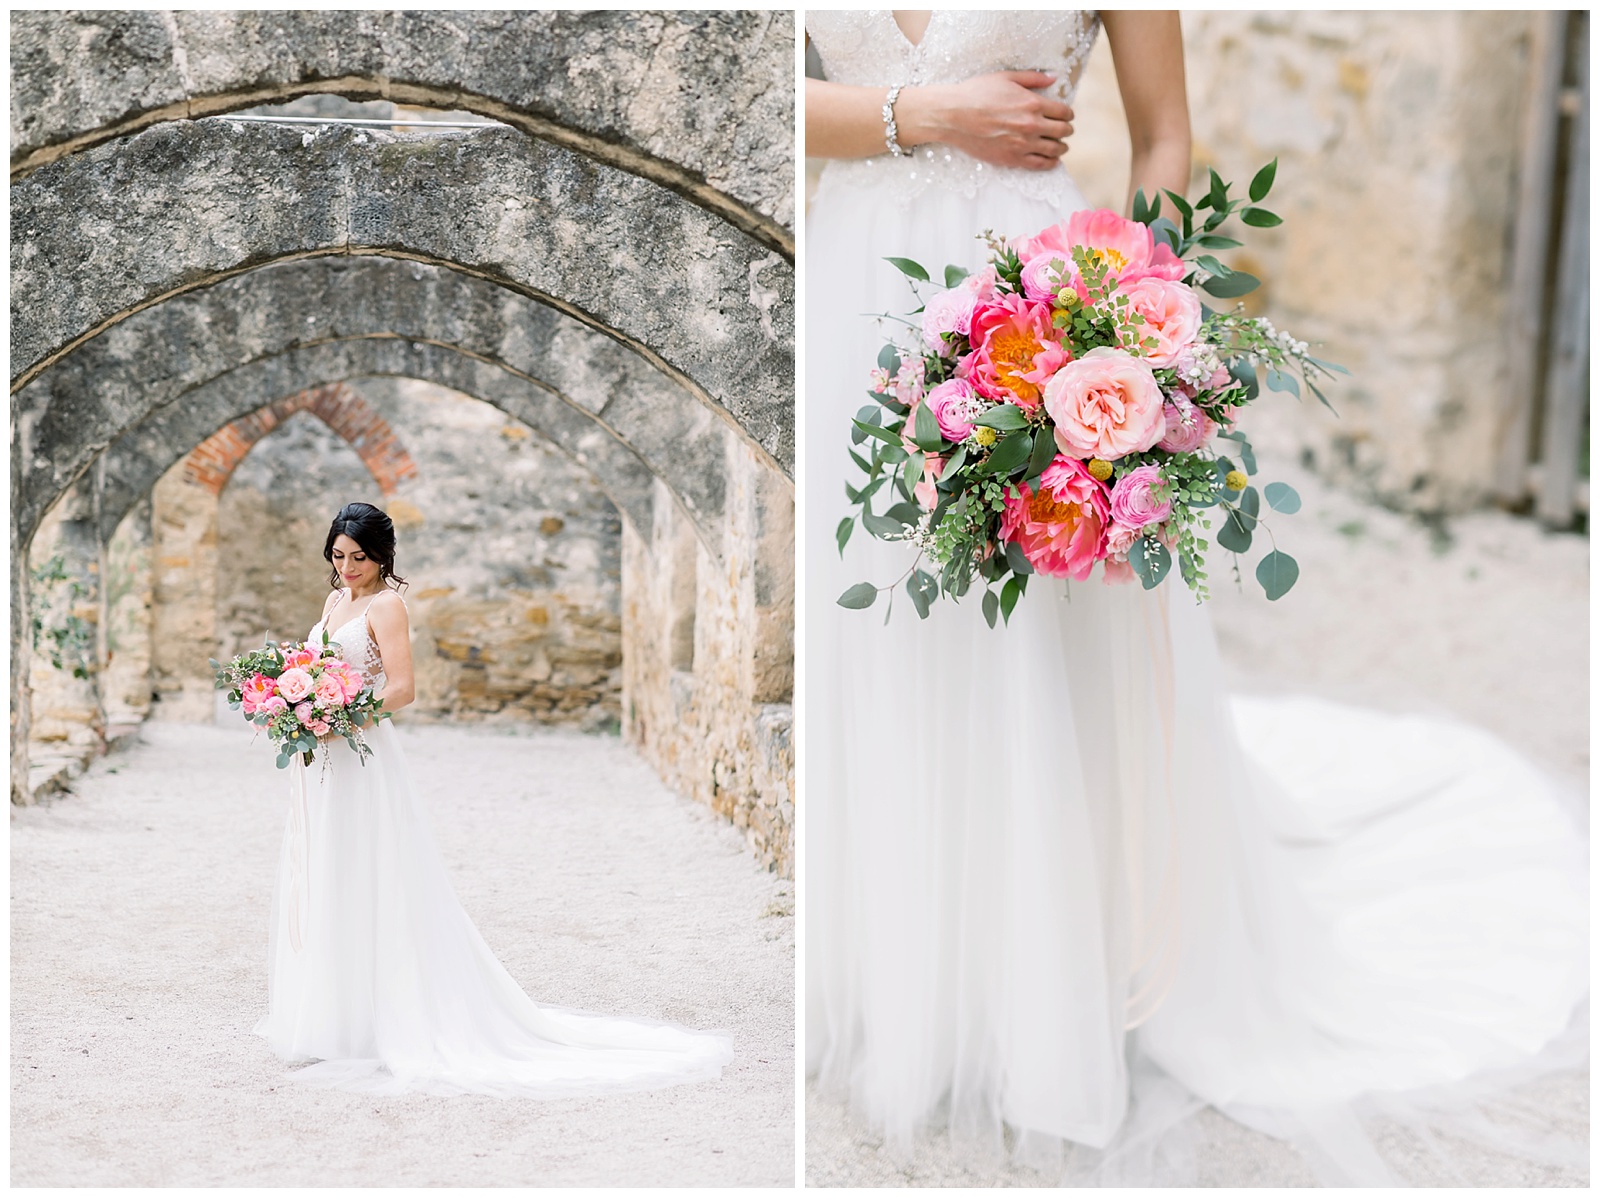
[623,429,794,876]
[1068,11,1542,513]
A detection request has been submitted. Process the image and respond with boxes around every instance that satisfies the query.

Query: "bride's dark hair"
[324,502,407,590]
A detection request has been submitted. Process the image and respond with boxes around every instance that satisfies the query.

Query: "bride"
[804,11,1587,1184]
[253,502,732,1096]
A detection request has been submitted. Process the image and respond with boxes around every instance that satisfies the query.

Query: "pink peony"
[277,667,314,703]
[1157,397,1217,454]
[1109,464,1173,529]
[329,661,364,701]
[924,377,983,442]
[1044,347,1168,461]
[284,647,317,670]
[259,695,288,715]
[998,456,1110,580]
[1017,208,1185,291]
[313,671,348,709]
[293,701,316,726]
[1119,277,1203,367]
[963,292,1072,412]
[241,673,277,715]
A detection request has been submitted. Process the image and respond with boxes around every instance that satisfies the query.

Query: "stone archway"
[11,121,795,479]
[9,9,795,254]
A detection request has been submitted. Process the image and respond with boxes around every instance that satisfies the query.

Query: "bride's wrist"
[892,85,949,149]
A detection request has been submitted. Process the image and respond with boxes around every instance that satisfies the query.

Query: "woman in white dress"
[804,12,1587,1184]
[254,502,733,1096]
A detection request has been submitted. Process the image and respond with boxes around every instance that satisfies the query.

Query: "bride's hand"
[898,71,1075,171]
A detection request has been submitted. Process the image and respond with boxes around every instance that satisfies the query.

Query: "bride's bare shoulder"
[320,589,342,616]
[368,588,409,624]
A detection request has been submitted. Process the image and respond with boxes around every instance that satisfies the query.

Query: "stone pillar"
[25,477,107,792]
[149,462,221,722]
[101,497,156,728]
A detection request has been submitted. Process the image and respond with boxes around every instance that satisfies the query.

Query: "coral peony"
[1109,464,1173,529]
[1119,277,1202,367]
[964,292,1071,412]
[241,673,277,715]
[277,667,315,703]
[1044,347,1167,461]
[998,456,1110,580]
[284,647,317,670]
[1017,208,1185,292]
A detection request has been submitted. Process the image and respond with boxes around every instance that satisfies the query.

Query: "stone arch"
[11,121,794,478]
[9,9,795,255]
[184,383,418,497]
[15,256,739,558]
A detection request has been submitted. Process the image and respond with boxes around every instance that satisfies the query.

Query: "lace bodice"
[807,10,1100,207]
[309,592,389,691]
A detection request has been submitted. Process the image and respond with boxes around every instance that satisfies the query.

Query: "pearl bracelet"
[882,85,907,158]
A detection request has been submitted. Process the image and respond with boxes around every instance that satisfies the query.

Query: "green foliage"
[29,555,96,680]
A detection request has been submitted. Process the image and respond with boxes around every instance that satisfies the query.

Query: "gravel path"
[806,431,1589,1186]
[12,722,794,1187]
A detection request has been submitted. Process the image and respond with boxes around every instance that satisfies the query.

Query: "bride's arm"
[366,592,415,712]
[1101,12,1192,212]
[806,69,1075,171]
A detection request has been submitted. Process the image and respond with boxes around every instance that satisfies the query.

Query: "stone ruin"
[11,10,796,875]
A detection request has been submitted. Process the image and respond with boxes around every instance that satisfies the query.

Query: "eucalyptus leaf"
[876,344,901,372]
[944,264,970,289]
[837,582,878,609]
[862,510,906,538]
[1264,481,1302,514]
[1256,550,1299,600]
[1148,216,1181,253]
[1249,157,1278,202]
[835,518,854,556]
[974,403,1029,431]
[1003,540,1035,576]
[1217,507,1254,554]
[884,501,924,524]
[906,570,934,619]
[885,256,931,282]
[982,589,1000,629]
[1129,536,1172,590]
[1306,378,1337,413]
[1228,359,1260,400]
[1239,485,1261,528]
[1265,367,1301,398]
[1307,356,1351,375]
[1202,270,1260,298]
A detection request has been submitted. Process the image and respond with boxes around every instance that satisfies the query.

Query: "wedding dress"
[253,593,733,1096]
[804,11,1588,1184]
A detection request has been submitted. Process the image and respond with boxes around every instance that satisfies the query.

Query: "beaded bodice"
[807,10,1101,207]
[309,593,387,691]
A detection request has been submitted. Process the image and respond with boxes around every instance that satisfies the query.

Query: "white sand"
[11,722,794,1187]
[806,437,1589,1186]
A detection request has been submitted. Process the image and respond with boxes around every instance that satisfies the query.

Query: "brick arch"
[183,383,417,497]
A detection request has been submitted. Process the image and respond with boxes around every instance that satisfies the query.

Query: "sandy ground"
[12,722,794,1187]
[806,427,1590,1186]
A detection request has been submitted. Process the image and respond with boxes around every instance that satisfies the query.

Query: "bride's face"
[330,534,381,591]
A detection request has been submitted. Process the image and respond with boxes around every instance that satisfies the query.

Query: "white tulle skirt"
[803,167,1588,1184]
[255,721,733,1097]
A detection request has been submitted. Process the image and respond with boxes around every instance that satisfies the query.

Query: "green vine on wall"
[29,555,96,680]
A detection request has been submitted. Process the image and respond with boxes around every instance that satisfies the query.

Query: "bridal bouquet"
[837,160,1345,625]
[211,631,388,768]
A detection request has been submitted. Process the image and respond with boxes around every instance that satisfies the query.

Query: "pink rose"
[277,667,314,703]
[1104,522,1139,558]
[998,456,1110,580]
[1157,397,1217,454]
[1020,254,1070,302]
[308,719,331,737]
[1119,278,1202,367]
[313,672,348,709]
[964,292,1072,413]
[260,695,288,715]
[1109,464,1173,529]
[1044,347,1167,461]
[1101,557,1137,586]
[1017,208,1185,291]
[293,701,316,726]
[284,647,317,670]
[240,673,276,715]
[924,378,983,442]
